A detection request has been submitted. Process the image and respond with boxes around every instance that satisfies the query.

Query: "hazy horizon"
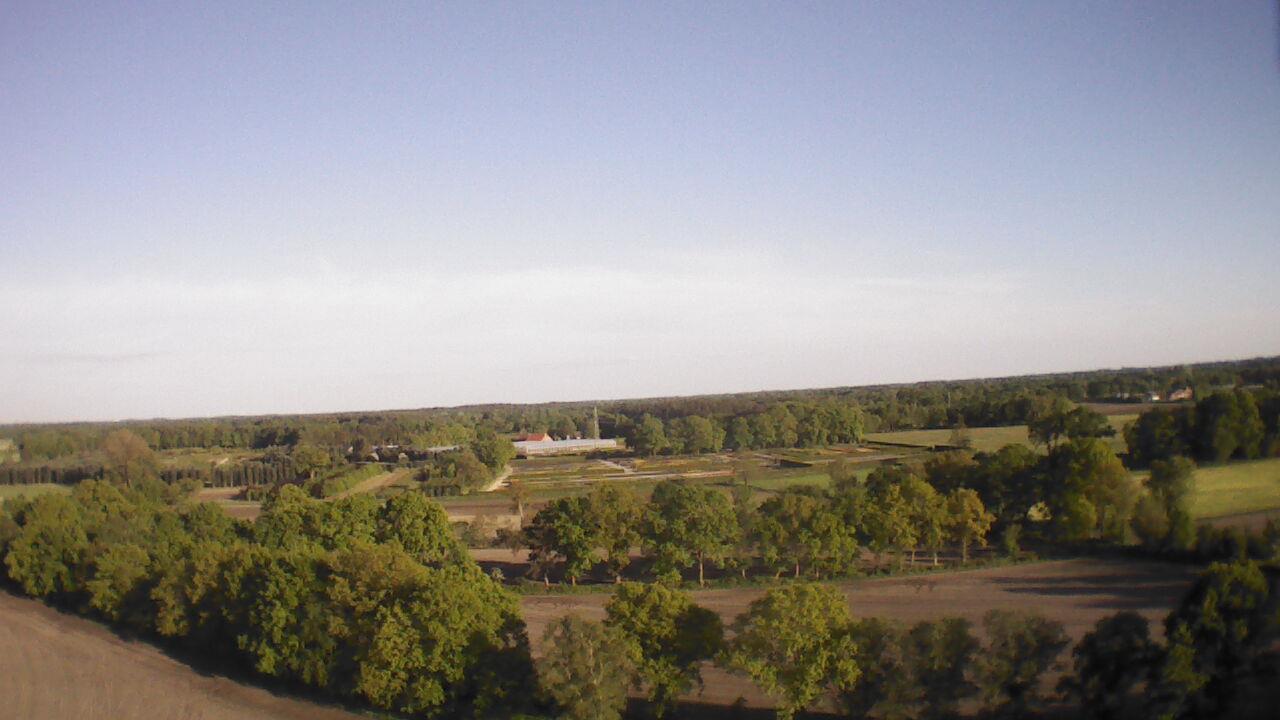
[4,2,1279,423]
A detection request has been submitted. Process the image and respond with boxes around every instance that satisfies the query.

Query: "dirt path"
[0,592,360,720]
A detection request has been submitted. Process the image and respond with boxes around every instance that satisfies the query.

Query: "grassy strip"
[0,483,71,501]
[314,463,386,498]
[1191,457,1280,518]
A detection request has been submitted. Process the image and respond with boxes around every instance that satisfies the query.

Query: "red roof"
[520,432,553,442]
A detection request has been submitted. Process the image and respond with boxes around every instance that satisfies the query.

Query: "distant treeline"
[0,459,295,488]
[4,356,1278,461]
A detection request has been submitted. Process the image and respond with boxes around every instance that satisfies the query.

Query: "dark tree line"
[1125,388,1280,466]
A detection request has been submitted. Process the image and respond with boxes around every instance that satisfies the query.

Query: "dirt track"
[520,558,1199,708]
[0,592,360,720]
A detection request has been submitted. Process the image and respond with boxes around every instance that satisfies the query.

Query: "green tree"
[289,443,330,481]
[977,609,1068,716]
[101,429,159,486]
[605,582,724,715]
[946,488,993,563]
[1194,390,1265,463]
[644,480,738,585]
[471,426,516,473]
[863,481,916,568]
[589,484,642,581]
[724,583,861,720]
[1027,395,1075,450]
[726,416,756,450]
[900,475,948,565]
[753,488,857,578]
[632,414,668,456]
[374,491,467,566]
[1042,438,1138,542]
[1059,612,1159,720]
[3,493,88,597]
[1125,407,1191,467]
[85,542,153,623]
[1156,560,1280,718]
[907,617,980,719]
[526,497,597,585]
[1148,456,1196,550]
[537,615,637,720]
[839,617,915,720]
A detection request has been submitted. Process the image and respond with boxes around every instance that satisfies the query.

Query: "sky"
[2,1,1278,423]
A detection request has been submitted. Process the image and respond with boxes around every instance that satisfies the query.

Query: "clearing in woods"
[866,415,1136,454]
[0,591,360,720]
[520,557,1199,709]
[1190,457,1280,519]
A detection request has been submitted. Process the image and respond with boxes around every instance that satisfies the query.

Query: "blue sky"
[2,2,1278,422]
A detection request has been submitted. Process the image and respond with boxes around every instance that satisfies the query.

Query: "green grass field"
[1190,457,1280,519]
[867,415,1136,454]
[0,484,71,501]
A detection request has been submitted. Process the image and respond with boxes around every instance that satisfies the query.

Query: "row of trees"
[620,400,867,456]
[538,559,1280,720]
[1125,388,1280,466]
[523,472,995,586]
[0,481,532,717]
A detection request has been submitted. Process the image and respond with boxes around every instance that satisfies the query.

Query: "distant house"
[1168,387,1194,402]
[517,432,554,442]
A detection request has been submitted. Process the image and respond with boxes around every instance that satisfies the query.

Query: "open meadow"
[1190,457,1280,519]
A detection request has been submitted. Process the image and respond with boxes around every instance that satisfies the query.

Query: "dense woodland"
[4,356,1277,467]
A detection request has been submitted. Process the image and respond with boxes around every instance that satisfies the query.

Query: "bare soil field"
[0,592,360,720]
[520,558,1199,709]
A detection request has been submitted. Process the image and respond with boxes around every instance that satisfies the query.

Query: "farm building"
[513,438,620,457]
[516,432,553,442]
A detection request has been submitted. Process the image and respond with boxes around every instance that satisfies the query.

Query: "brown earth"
[0,592,361,720]
[520,558,1199,709]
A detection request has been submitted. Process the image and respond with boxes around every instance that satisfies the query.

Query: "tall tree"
[643,481,738,585]
[724,583,861,720]
[1059,612,1159,720]
[907,617,980,719]
[632,414,668,457]
[101,429,159,486]
[537,615,636,720]
[588,484,642,582]
[947,488,994,563]
[1156,561,1279,719]
[604,582,724,715]
[977,609,1068,716]
[526,497,597,585]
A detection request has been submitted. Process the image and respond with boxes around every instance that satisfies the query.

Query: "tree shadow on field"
[990,571,1194,611]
